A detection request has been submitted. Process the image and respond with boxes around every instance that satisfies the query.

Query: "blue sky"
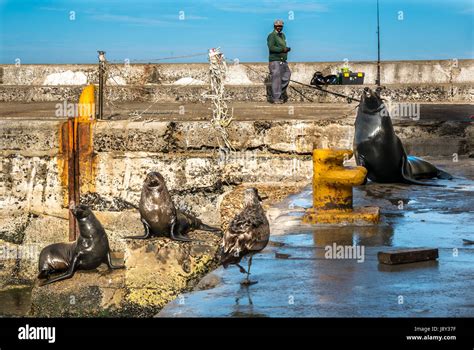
[0,0,472,63]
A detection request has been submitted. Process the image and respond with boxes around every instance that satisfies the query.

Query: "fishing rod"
[240,62,360,103]
[289,79,361,103]
[376,0,381,87]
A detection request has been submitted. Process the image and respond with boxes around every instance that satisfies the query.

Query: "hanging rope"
[202,48,234,150]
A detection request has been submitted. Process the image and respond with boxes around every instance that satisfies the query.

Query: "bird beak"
[258,194,269,201]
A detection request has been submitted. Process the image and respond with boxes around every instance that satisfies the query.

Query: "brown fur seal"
[221,188,270,285]
[125,171,221,242]
[37,204,124,286]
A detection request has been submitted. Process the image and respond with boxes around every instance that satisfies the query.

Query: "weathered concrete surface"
[1,60,473,103]
[1,60,473,86]
[1,104,472,216]
[158,157,474,317]
[1,83,473,103]
[28,230,221,317]
[0,181,303,316]
[0,285,32,316]
[1,101,473,121]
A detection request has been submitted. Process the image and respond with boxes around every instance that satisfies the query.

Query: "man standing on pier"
[267,19,291,104]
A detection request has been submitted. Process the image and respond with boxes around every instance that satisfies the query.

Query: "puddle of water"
[0,285,33,317]
[159,160,474,317]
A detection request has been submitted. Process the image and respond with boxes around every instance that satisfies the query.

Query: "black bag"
[310,72,339,86]
[310,71,326,86]
[324,75,338,85]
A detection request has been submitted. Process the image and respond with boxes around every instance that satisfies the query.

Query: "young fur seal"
[125,171,221,242]
[38,204,124,286]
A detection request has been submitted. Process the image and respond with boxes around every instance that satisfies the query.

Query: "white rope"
[202,48,234,150]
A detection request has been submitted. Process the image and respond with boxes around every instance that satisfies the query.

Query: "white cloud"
[88,13,170,26]
[210,0,328,13]
[38,6,68,12]
[162,14,209,20]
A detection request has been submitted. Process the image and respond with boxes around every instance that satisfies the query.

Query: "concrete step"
[2,60,473,86]
[1,101,472,122]
[1,83,473,103]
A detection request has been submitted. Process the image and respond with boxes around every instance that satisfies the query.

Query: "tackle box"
[339,71,365,85]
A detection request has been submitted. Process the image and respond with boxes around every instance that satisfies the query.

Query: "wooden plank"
[377,248,438,265]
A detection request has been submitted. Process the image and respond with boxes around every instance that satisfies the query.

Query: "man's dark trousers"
[269,61,291,102]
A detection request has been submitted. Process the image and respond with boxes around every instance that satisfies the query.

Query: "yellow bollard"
[75,84,96,194]
[302,149,379,224]
[78,84,96,122]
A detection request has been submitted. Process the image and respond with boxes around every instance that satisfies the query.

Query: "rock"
[194,272,222,291]
[0,240,21,288]
[0,211,33,244]
[17,215,68,282]
[30,230,221,317]
[0,285,33,316]
[30,266,126,317]
[16,210,141,282]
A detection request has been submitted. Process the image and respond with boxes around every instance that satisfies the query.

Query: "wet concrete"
[158,157,474,317]
[0,286,32,317]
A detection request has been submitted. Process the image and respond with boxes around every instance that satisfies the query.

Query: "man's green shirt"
[267,30,288,62]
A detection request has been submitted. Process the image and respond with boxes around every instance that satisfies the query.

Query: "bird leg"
[240,255,258,286]
[236,264,248,274]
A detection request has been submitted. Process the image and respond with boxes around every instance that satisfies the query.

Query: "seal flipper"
[37,270,48,279]
[400,154,445,187]
[124,218,152,239]
[436,168,453,180]
[198,222,222,234]
[169,220,196,243]
[406,155,453,180]
[178,211,221,234]
[106,251,125,270]
[39,255,79,286]
[355,153,369,185]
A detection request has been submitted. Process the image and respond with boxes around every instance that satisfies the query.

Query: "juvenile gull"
[221,188,270,285]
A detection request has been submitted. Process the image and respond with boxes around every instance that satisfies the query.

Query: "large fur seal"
[125,171,221,242]
[221,188,270,285]
[353,88,452,185]
[38,204,124,286]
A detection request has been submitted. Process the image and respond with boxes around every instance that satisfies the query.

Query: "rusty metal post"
[97,51,106,120]
[67,117,80,241]
[63,84,96,241]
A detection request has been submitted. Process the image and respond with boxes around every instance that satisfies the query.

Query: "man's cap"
[274,19,284,26]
